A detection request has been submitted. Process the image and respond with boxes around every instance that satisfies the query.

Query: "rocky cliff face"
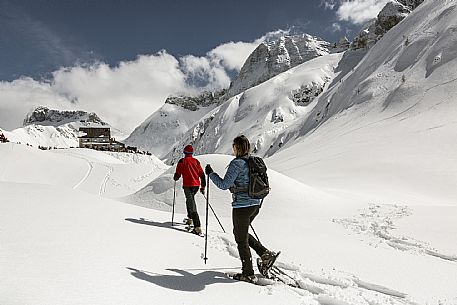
[351,0,425,50]
[23,106,107,127]
[165,90,226,111]
[227,34,331,97]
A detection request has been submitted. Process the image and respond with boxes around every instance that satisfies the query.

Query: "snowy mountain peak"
[227,34,331,97]
[23,106,107,127]
[351,0,424,50]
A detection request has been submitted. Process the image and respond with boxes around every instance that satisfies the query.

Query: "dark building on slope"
[78,127,125,151]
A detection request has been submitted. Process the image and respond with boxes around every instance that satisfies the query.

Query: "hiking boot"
[232,273,258,284]
[258,250,279,276]
[190,226,202,235]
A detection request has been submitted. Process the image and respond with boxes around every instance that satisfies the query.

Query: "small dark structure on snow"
[78,127,125,151]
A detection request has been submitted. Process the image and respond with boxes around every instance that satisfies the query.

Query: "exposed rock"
[165,90,226,111]
[291,80,329,106]
[23,106,107,127]
[227,34,331,97]
[330,37,351,53]
[351,0,424,51]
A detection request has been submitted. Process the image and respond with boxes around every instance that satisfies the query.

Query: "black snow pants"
[183,186,201,228]
[232,205,268,275]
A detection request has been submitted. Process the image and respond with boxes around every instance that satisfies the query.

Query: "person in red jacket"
[173,144,206,235]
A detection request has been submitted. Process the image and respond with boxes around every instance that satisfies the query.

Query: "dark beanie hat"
[183,144,194,154]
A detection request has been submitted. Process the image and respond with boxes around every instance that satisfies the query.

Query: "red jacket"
[174,156,206,187]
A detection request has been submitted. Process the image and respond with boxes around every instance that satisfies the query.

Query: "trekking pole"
[203,174,210,264]
[171,181,176,226]
[250,199,264,241]
[203,195,226,233]
[250,224,261,243]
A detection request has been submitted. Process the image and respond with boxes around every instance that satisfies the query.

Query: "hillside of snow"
[2,146,456,305]
[164,53,345,164]
[267,0,457,206]
[124,91,225,158]
[0,144,168,198]
[2,1,457,305]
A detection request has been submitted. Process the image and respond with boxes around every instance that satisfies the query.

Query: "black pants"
[232,205,268,275]
[183,186,201,228]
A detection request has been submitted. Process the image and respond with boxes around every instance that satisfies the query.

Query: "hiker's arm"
[174,159,183,181]
[209,160,239,190]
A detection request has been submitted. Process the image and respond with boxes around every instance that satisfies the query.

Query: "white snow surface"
[2,1,457,304]
[1,145,456,305]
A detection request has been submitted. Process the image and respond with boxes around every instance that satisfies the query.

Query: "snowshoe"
[189,227,204,237]
[257,251,280,277]
[227,273,258,284]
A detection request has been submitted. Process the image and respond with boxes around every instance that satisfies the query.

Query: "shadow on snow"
[127,267,234,292]
[125,217,190,233]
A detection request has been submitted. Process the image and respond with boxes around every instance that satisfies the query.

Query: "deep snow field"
[1,143,456,305]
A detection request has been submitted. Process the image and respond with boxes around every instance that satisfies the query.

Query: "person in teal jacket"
[205,135,276,283]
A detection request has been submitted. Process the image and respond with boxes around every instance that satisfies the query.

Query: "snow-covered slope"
[2,106,126,148]
[0,143,168,198]
[268,0,457,206]
[124,91,225,158]
[164,53,343,164]
[125,34,336,159]
[3,148,455,305]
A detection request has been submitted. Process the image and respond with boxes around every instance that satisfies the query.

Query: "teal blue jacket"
[209,156,261,208]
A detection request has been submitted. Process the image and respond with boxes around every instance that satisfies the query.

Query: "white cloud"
[0,39,263,134]
[336,0,390,24]
[208,39,263,71]
[331,22,342,32]
[321,0,338,10]
[0,78,71,131]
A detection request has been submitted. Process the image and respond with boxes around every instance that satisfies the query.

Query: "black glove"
[205,164,213,175]
[173,173,180,181]
[200,187,205,195]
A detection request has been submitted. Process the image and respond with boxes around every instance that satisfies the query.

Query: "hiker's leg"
[247,206,268,256]
[183,187,192,218]
[233,206,255,275]
[184,186,201,227]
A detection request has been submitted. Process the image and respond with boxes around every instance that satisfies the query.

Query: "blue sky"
[0,0,363,81]
[0,0,389,133]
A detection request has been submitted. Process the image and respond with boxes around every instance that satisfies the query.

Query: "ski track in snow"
[333,204,457,263]
[207,232,418,305]
[72,158,93,190]
[60,151,112,195]
[99,164,114,195]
